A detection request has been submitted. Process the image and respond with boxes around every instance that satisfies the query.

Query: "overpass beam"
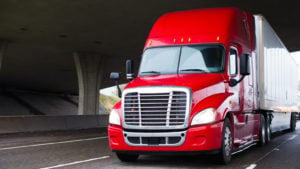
[73,52,103,115]
[0,40,8,71]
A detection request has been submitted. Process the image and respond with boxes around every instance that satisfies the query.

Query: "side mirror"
[229,54,251,87]
[240,54,250,76]
[126,59,134,80]
[110,72,122,98]
[110,72,120,80]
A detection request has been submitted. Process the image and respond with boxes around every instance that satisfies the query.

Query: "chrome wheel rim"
[262,123,266,143]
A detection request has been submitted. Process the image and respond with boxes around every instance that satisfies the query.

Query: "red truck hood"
[125,74,225,92]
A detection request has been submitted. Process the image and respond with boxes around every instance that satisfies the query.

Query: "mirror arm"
[229,75,246,87]
[115,80,122,98]
[236,75,246,84]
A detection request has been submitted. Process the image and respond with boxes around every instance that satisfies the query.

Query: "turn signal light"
[173,37,192,43]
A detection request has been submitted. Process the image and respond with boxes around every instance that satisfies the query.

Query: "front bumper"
[108,121,224,152]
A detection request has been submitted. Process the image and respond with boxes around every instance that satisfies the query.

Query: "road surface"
[0,123,299,169]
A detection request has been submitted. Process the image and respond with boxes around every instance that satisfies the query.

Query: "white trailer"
[255,15,299,132]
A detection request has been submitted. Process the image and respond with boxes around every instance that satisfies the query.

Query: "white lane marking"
[246,133,298,169]
[0,136,108,151]
[245,164,256,169]
[288,135,297,140]
[40,155,110,169]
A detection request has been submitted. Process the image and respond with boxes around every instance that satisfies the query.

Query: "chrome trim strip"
[138,92,142,127]
[123,131,186,147]
[166,92,173,126]
[232,142,257,155]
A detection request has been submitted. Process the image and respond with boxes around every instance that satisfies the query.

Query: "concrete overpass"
[0,0,299,117]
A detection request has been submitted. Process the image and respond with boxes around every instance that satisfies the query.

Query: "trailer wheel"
[290,113,297,132]
[217,118,232,164]
[265,115,271,144]
[116,153,139,162]
[258,115,266,146]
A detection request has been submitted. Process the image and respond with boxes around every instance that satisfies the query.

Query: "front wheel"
[116,153,139,162]
[217,118,232,164]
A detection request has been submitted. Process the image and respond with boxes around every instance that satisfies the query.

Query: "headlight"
[109,109,121,126]
[191,108,216,126]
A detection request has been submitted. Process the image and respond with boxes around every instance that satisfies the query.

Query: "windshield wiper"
[140,71,161,75]
[180,69,207,72]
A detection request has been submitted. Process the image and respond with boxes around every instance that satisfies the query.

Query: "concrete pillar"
[73,52,104,115]
[0,40,8,71]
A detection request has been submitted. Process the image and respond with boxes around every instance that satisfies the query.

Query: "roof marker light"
[180,38,184,43]
[188,38,192,43]
[173,38,177,43]
[217,36,220,41]
[148,40,152,46]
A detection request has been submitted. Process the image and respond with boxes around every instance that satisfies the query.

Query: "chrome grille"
[123,87,189,129]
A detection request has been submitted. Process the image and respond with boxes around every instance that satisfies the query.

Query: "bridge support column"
[73,52,104,115]
[0,40,8,71]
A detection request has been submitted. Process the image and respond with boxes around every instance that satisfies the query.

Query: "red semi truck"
[108,8,299,164]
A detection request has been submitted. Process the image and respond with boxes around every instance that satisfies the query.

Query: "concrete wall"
[0,115,108,134]
[0,89,79,116]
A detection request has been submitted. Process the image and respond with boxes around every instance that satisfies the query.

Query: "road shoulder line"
[0,136,108,151]
[40,156,110,169]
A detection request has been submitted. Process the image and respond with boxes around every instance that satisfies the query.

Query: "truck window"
[139,47,180,75]
[179,46,224,73]
[229,49,237,76]
[139,45,225,76]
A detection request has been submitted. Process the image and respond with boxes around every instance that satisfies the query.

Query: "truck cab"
[108,8,270,164]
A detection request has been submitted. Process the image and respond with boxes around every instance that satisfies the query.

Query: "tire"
[116,153,139,162]
[265,115,271,144]
[290,112,297,132]
[258,115,266,146]
[216,118,232,164]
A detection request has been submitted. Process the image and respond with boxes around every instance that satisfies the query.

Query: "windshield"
[139,45,225,76]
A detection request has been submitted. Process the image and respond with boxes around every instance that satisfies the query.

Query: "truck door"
[244,55,254,111]
[228,47,247,145]
[242,55,258,142]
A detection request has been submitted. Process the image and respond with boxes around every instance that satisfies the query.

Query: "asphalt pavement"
[0,123,300,169]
